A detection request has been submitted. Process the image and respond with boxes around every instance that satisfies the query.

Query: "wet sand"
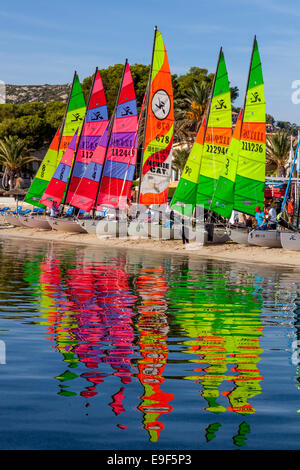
[1,224,300,270]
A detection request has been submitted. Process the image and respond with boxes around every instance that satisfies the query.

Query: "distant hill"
[6,83,71,104]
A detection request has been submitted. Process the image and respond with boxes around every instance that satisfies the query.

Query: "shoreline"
[1,225,300,270]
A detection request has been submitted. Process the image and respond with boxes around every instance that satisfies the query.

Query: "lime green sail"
[170,117,206,216]
[233,37,266,215]
[210,37,265,218]
[195,49,232,209]
[25,72,86,209]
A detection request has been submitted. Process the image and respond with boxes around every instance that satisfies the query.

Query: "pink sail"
[66,69,108,204]
[40,129,78,208]
[96,61,138,210]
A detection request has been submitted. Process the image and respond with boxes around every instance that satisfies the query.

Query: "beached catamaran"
[138,27,174,207]
[76,60,139,234]
[46,68,109,232]
[210,37,267,246]
[24,72,86,212]
[170,48,232,243]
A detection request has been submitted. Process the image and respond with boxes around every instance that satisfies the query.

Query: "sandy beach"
[1,224,300,270]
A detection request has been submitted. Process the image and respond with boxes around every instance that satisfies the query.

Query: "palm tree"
[0,136,38,189]
[171,148,190,178]
[266,131,292,177]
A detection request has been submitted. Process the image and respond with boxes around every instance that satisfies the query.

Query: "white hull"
[280,231,300,251]
[47,217,87,233]
[20,215,51,230]
[4,214,25,227]
[248,230,282,248]
[227,226,250,245]
[78,218,128,237]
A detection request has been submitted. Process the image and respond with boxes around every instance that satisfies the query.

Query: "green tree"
[266,131,292,177]
[171,148,190,175]
[0,136,38,189]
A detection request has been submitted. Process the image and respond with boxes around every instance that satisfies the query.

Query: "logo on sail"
[151,89,171,120]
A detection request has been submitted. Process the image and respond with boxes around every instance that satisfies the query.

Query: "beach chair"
[12,206,23,214]
[20,209,31,215]
[0,207,10,213]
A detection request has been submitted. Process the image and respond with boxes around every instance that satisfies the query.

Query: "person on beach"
[50,201,59,218]
[266,203,277,230]
[255,206,267,230]
[288,198,294,224]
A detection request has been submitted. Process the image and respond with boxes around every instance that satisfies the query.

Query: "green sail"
[25,73,86,208]
[170,117,206,216]
[210,110,243,218]
[195,49,232,209]
[233,38,266,216]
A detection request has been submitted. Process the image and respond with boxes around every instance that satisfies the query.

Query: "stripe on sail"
[139,28,174,206]
[69,124,110,212]
[170,118,206,217]
[233,38,266,215]
[24,128,60,209]
[40,130,78,208]
[66,69,108,204]
[196,49,232,209]
[210,110,243,218]
[96,61,138,210]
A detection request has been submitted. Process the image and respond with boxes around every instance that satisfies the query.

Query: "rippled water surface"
[0,237,300,450]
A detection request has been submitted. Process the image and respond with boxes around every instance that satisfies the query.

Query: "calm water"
[0,237,300,450]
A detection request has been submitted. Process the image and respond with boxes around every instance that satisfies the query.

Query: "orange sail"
[139,27,174,206]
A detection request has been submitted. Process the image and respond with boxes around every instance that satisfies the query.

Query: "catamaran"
[127,27,174,239]
[76,60,139,236]
[210,37,267,246]
[45,68,109,233]
[21,71,86,230]
[169,47,232,244]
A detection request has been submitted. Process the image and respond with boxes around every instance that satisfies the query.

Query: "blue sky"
[0,0,300,123]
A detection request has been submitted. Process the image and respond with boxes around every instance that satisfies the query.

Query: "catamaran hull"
[4,214,25,227]
[20,215,51,230]
[280,232,300,251]
[79,219,128,237]
[248,230,282,248]
[227,227,250,245]
[47,218,87,233]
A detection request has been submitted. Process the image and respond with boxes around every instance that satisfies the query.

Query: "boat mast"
[57,71,77,161]
[137,26,158,204]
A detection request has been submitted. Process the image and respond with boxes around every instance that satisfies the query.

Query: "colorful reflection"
[136,266,174,442]
[38,250,137,402]
[168,261,264,416]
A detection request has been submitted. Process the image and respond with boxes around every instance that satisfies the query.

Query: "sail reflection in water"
[136,265,174,442]
[168,260,264,416]
[39,251,137,400]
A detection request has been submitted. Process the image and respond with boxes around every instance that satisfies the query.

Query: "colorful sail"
[24,128,60,208]
[24,72,86,208]
[40,130,78,208]
[210,110,243,218]
[96,61,138,210]
[139,28,174,206]
[68,124,109,212]
[170,118,206,216]
[66,69,108,204]
[196,49,232,209]
[233,37,266,215]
